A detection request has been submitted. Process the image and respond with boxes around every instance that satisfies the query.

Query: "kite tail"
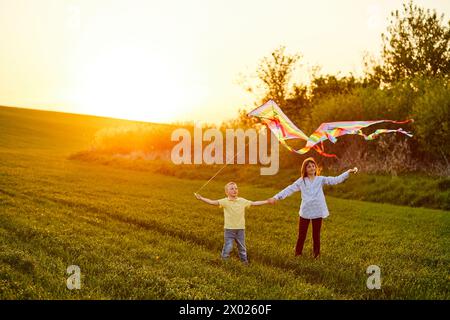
[278,139,305,154]
[312,143,338,158]
[362,128,413,141]
[385,119,415,125]
[288,143,337,158]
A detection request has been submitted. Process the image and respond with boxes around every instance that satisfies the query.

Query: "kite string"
[194,138,254,194]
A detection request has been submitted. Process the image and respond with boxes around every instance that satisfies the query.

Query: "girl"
[268,157,357,258]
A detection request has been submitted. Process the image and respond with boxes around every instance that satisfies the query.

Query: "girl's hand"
[349,167,358,174]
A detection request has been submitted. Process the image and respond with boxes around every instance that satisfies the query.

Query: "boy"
[194,182,270,264]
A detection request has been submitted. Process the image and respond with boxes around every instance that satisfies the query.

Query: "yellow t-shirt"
[218,197,252,229]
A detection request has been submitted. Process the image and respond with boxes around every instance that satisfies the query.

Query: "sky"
[0,0,449,124]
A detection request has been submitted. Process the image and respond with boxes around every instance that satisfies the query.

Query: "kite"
[247,100,414,158]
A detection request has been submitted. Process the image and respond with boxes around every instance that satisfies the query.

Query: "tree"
[249,46,300,107]
[310,74,365,103]
[234,46,302,128]
[284,83,311,128]
[371,0,450,84]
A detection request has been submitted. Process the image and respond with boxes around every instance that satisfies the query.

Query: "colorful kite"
[247,100,414,158]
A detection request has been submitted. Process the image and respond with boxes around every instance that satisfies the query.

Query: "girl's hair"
[300,157,320,182]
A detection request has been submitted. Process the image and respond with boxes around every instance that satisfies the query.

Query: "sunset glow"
[0,0,448,123]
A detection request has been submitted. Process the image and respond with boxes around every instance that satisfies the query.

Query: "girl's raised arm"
[322,168,357,186]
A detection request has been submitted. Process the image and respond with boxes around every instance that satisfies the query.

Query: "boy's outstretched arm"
[194,193,219,206]
[250,199,271,206]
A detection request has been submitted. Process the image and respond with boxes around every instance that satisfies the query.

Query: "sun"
[75,47,187,123]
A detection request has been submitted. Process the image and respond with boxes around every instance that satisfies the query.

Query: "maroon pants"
[295,217,322,257]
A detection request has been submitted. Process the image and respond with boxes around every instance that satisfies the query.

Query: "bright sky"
[0,0,449,124]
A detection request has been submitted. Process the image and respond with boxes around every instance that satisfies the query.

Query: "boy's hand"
[267,198,277,204]
[194,193,202,200]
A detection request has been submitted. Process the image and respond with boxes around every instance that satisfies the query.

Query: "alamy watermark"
[171,125,280,175]
[366,265,381,289]
[66,265,81,290]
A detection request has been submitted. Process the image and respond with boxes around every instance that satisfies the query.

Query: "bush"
[91,123,178,155]
[412,77,450,160]
[309,93,364,132]
[299,76,450,175]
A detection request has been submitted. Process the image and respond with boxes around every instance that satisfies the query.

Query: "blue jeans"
[222,229,248,263]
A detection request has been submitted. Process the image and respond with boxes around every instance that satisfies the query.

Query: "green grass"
[71,150,450,211]
[0,106,449,299]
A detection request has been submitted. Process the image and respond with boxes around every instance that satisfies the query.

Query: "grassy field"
[70,154,450,210]
[0,106,449,299]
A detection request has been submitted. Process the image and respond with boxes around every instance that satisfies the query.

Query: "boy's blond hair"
[224,181,237,194]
